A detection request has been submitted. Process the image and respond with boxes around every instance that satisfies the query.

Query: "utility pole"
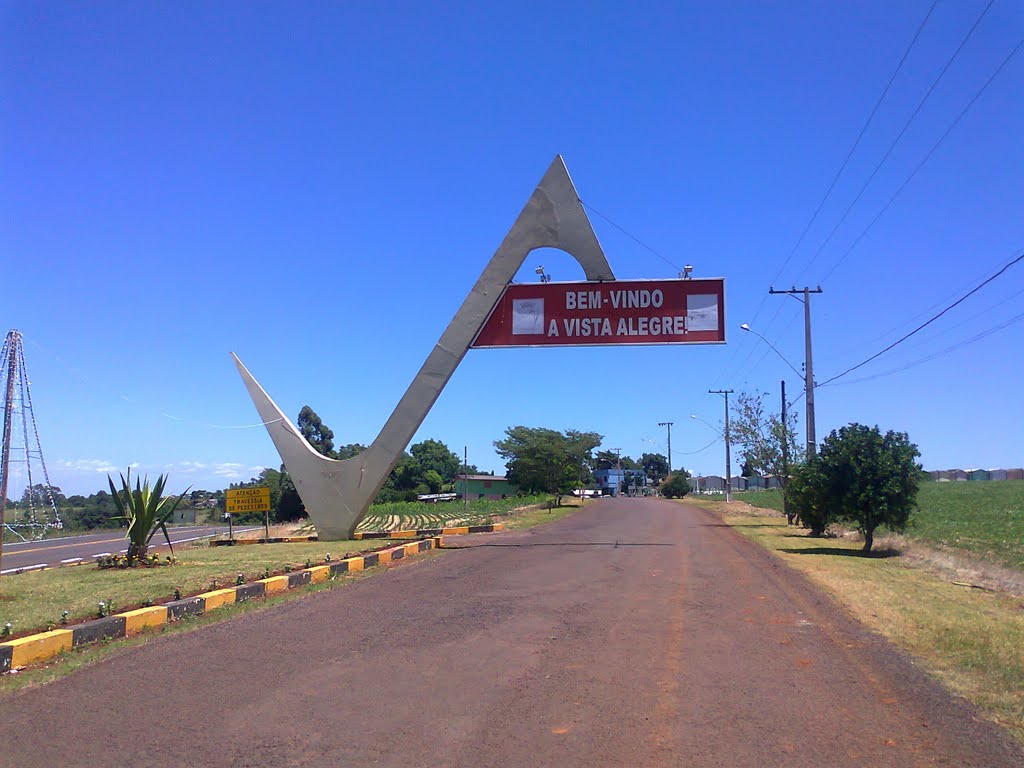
[781,380,789,523]
[769,286,822,455]
[611,447,621,497]
[658,421,673,479]
[708,389,734,502]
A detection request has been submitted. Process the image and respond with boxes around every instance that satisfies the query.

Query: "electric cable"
[796,0,997,282]
[817,248,1024,386]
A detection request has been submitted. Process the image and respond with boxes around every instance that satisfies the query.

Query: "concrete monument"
[233,155,615,539]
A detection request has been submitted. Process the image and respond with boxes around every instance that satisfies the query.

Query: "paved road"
[3,498,1021,767]
[0,525,253,573]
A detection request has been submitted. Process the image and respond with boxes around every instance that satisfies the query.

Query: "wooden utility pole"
[658,421,673,479]
[769,286,822,455]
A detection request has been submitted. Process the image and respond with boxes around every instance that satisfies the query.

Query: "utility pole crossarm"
[769,286,822,456]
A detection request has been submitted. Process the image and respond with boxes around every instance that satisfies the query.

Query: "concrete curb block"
[0,536,443,674]
[354,522,504,539]
[210,536,319,547]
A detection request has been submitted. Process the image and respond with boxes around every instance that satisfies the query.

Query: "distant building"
[454,474,517,500]
[1008,468,1024,481]
[701,475,726,492]
[988,469,1008,481]
[745,476,767,490]
[594,468,648,496]
[967,469,990,482]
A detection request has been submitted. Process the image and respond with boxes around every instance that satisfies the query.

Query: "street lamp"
[740,323,802,378]
[535,266,551,283]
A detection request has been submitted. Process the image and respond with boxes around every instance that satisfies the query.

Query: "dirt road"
[3,498,1021,767]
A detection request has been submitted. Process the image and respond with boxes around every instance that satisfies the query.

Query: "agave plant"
[108,469,189,565]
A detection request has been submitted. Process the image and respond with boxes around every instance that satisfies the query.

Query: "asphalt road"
[0,525,254,573]
[3,498,1021,767]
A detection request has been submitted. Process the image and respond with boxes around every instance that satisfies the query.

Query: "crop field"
[728,481,1024,570]
[356,494,549,531]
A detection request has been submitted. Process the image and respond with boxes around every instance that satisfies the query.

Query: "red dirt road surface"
[4,498,1022,767]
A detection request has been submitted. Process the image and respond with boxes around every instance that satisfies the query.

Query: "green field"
[729,481,1024,570]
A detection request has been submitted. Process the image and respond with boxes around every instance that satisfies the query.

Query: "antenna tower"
[0,330,63,547]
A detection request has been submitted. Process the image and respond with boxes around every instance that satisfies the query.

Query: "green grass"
[729,481,1024,570]
[0,538,374,639]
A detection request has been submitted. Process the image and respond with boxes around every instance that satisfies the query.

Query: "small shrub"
[235,573,245,586]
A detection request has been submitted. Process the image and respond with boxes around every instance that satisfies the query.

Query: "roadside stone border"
[209,522,504,546]
[354,523,504,540]
[0,536,443,674]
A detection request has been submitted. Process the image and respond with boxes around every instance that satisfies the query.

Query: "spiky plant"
[108,469,189,565]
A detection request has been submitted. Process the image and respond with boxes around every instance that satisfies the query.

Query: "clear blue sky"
[2,1,1021,495]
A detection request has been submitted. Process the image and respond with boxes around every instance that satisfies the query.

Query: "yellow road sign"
[226,487,271,513]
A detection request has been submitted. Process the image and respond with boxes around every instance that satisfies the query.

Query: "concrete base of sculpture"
[234,155,614,539]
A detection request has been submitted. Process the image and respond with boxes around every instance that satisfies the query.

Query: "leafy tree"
[785,459,832,537]
[21,483,65,507]
[335,443,367,460]
[298,405,336,458]
[495,426,602,506]
[422,469,444,494]
[730,390,800,523]
[640,453,669,485]
[661,472,691,498]
[410,439,461,485]
[815,424,921,552]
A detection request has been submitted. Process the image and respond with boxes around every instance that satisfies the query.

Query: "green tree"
[785,459,832,537]
[298,405,336,458]
[335,443,367,460]
[640,453,669,485]
[410,439,462,485]
[495,426,602,506]
[661,472,691,498]
[422,469,444,494]
[816,424,922,552]
[730,390,800,523]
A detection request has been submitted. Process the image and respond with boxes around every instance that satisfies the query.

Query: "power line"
[795,0,997,283]
[825,307,1024,387]
[772,0,940,290]
[721,0,940,385]
[579,199,685,274]
[818,36,1023,284]
[818,249,1024,386]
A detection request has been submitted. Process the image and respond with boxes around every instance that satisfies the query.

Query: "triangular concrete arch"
[233,155,615,539]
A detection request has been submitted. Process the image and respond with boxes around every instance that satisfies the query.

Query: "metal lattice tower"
[0,330,63,544]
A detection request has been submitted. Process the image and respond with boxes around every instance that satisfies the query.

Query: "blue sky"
[2,1,1021,495]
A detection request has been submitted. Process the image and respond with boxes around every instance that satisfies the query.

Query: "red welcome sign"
[471,278,725,348]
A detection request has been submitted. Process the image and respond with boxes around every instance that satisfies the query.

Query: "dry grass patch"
[716,512,1024,742]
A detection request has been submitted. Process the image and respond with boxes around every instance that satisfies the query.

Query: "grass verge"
[690,498,1024,742]
[0,498,582,643]
[0,559,394,695]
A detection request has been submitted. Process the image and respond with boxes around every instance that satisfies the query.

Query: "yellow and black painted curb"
[0,536,443,673]
[354,522,505,540]
[209,523,504,546]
